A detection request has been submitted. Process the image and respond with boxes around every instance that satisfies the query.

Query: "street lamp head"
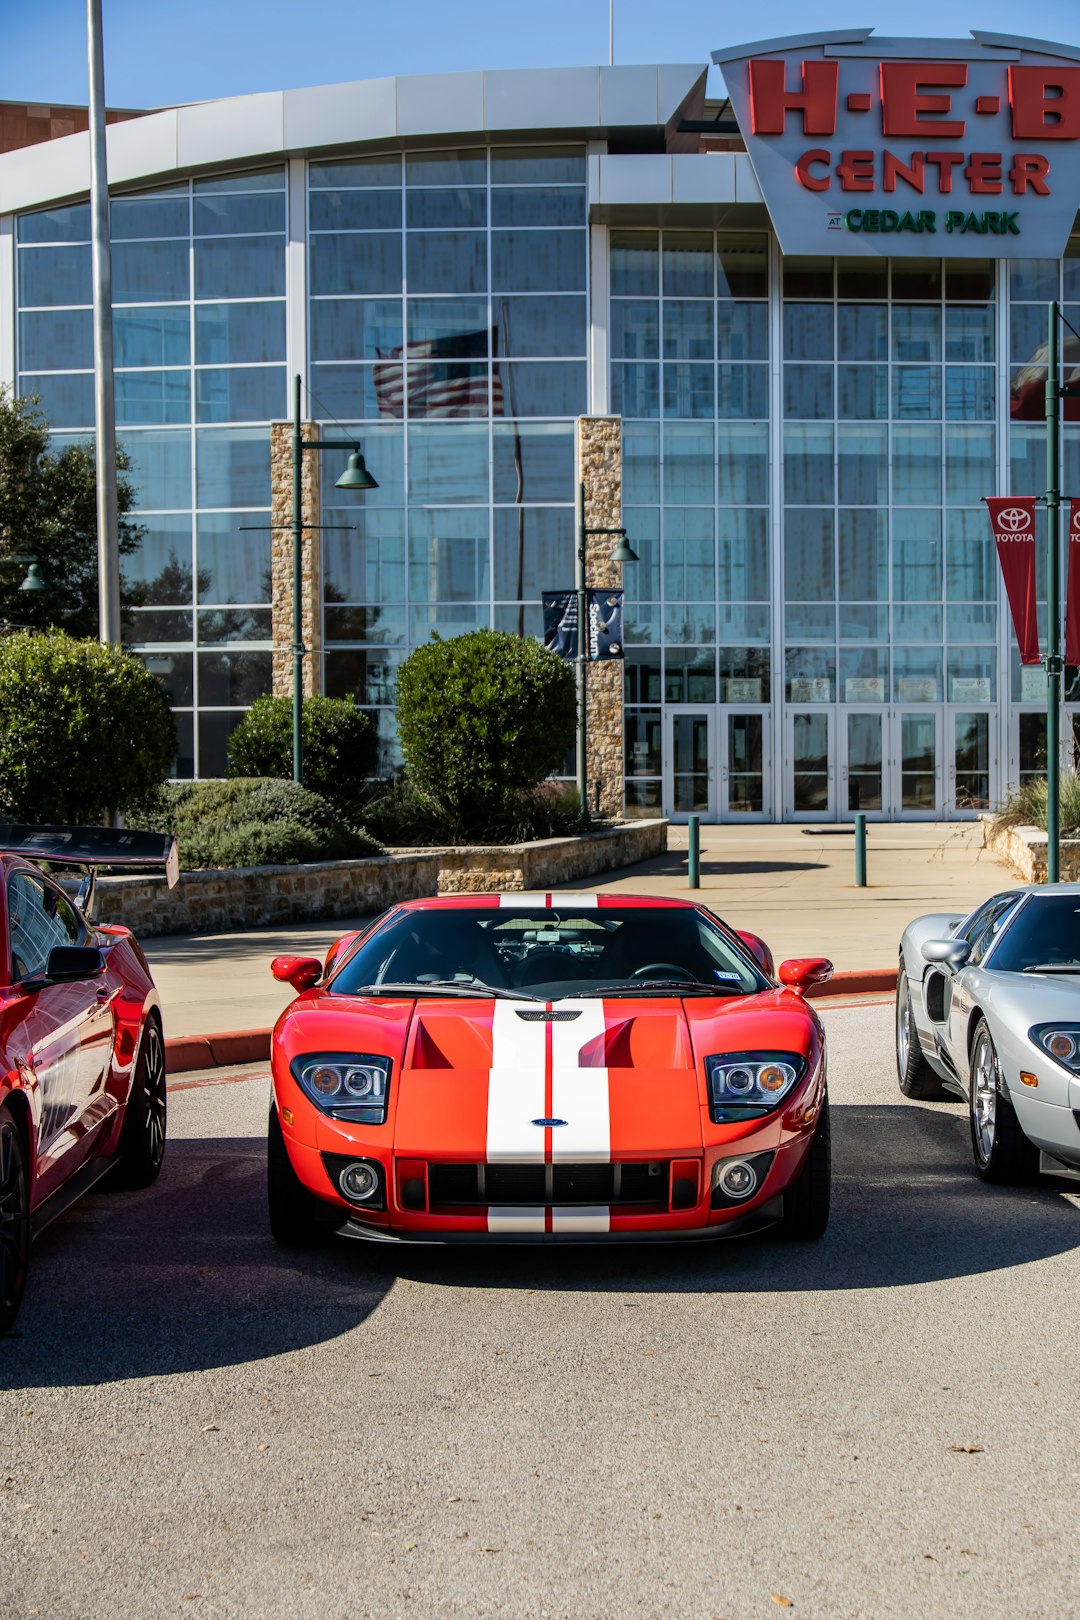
[17,562,49,594]
[335,450,378,491]
[610,534,639,565]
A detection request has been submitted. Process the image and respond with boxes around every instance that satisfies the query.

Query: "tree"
[395,630,576,834]
[226,695,377,809]
[0,630,176,823]
[0,388,141,637]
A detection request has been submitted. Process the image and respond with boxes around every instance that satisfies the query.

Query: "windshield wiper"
[572,980,748,999]
[1021,963,1080,974]
[351,980,543,1001]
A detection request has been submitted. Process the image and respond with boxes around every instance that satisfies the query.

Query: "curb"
[163,970,899,1075]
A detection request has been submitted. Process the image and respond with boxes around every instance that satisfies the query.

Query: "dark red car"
[0,826,177,1332]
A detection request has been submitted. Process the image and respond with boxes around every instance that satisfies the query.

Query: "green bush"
[989,773,1080,838]
[0,630,175,823]
[133,778,383,869]
[394,631,576,838]
[360,775,581,846]
[226,694,377,808]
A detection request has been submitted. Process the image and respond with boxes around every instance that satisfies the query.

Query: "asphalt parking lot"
[2,999,1079,1620]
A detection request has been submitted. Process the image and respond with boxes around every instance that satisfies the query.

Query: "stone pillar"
[270,420,322,699]
[576,415,625,821]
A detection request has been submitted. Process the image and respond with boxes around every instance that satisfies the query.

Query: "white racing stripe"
[498,892,599,909]
[488,1207,547,1234]
[486,999,547,1163]
[551,999,610,1163]
[551,1206,610,1234]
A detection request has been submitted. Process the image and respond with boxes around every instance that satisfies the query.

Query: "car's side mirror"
[778,957,834,994]
[42,945,106,984]
[922,938,972,971]
[271,954,322,991]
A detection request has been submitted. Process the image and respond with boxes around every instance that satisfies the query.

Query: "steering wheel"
[631,962,696,981]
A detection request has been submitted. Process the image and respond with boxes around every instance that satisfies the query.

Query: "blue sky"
[3,1,1080,108]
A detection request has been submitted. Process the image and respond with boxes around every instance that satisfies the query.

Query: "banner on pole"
[1067,500,1080,666]
[984,497,1040,665]
[542,590,624,662]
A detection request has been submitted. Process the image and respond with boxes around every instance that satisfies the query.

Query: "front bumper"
[333,1195,786,1245]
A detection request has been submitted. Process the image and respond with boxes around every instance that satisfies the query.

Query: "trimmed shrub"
[359,776,581,846]
[395,631,576,838]
[133,779,383,869]
[226,695,376,809]
[0,630,175,823]
[989,773,1080,838]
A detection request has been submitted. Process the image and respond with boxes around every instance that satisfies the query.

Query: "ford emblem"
[531,1117,567,1128]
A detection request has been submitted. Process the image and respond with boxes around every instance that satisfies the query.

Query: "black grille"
[427,1160,670,1207]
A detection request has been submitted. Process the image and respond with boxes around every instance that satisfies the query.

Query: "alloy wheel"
[972,1031,998,1164]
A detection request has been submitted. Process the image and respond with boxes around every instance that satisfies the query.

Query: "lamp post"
[290,373,377,784]
[575,479,638,826]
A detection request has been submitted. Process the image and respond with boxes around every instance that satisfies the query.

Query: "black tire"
[111,1017,167,1190]
[969,1018,1039,1184]
[0,1102,30,1335]
[779,1095,831,1240]
[896,967,948,1099]
[267,1105,325,1248]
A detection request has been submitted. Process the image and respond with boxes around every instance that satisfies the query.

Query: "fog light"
[339,1161,379,1202]
[717,1160,757,1200]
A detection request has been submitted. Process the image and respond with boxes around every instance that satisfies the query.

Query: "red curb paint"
[806,969,897,999]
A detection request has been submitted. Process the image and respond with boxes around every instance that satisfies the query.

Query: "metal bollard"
[688,814,700,889]
[854,812,867,887]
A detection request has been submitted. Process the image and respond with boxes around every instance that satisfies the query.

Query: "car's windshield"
[988,894,1080,973]
[329,906,769,999]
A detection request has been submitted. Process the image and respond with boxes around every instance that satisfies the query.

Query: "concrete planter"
[98,818,668,938]
[980,815,1080,882]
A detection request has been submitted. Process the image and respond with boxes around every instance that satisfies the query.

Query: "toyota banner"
[984,497,1040,665]
[542,590,625,662]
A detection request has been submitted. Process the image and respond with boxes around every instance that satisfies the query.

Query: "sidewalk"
[145,820,1017,1046]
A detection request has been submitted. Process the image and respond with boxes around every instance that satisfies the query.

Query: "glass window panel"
[1009,424,1045,493]
[496,296,586,357]
[785,509,835,600]
[663,508,714,600]
[323,509,405,603]
[623,425,660,504]
[406,190,487,230]
[304,363,384,421]
[662,234,713,297]
[199,651,271,708]
[490,189,585,227]
[310,156,402,187]
[611,231,658,296]
[116,369,191,426]
[716,302,767,360]
[405,150,486,186]
[310,233,402,296]
[409,603,488,641]
[124,428,192,510]
[839,510,889,599]
[112,240,189,303]
[408,422,489,503]
[111,194,190,239]
[18,308,93,371]
[140,652,193,709]
[840,605,889,641]
[408,508,490,601]
[309,191,403,232]
[622,508,659,602]
[838,424,889,505]
[625,707,662,771]
[718,236,768,298]
[892,259,941,300]
[611,300,658,360]
[840,646,889,695]
[786,602,835,641]
[611,363,659,418]
[1010,259,1058,301]
[624,601,661,642]
[193,194,284,236]
[493,506,574,598]
[948,649,996,704]
[196,427,271,507]
[491,230,585,292]
[194,237,283,300]
[195,367,285,424]
[945,425,995,504]
[782,257,833,298]
[323,604,407,644]
[122,607,193,643]
[18,244,91,307]
[195,170,284,194]
[838,304,888,361]
[837,365,889,419]
[20,372,94,429]
[893,365,941,418]
[197,607,271,643]
[719,646,771,692]
[892,646,941,700]
[324,649,404,706]
[783,423,834,504]
[121,514,193,604]
[837,260,888,299]
[945,367,995,421]
[784,365,834,419]
[663,301,713,360]
[718,509,769,601]
[664,605,716,644]
[406,297,486,349]
[1065,242,1080,301]
[892,424,942,504]
[893,509,942,599]
[114,306,190,367]
[946,508,995,600]
[322,423,404,507]
[663,364,714,419]
[196,513,272,604]
[493,421,574,502]
[717,364,768,420]
[946,259,994,301]
[892,305,941,361]
[491,148,586,184]
[785,648,836,699]
[663,423,714,504]
[784,303,833,361]
[947,603,997,643]
[664,648,717,704]
[407,232,487,294]
[499,360,585,417]
[18,204,91,244]
[946,306,995,362]
[195,302,285,365]
[894,604,942,641]
[718,423,768,504]
[1010,302,1048,365]
[625,654,661,704]
[717,603,771,642]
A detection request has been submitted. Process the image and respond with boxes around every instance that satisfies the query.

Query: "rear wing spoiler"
[0,825,178,921]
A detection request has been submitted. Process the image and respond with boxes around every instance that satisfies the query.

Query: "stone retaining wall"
[98,820,668,937]
[981,816,1080,882]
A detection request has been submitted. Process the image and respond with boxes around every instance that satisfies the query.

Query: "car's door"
[944,894,1025,1081]
[1,869,115,1203]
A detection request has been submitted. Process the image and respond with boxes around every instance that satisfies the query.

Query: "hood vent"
[515,1009,581,1022]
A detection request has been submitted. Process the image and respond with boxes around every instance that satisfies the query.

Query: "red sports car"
[267,894,833,1246]
[0,826,177,1332]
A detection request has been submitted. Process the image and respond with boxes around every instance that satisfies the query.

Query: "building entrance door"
[719,709,771,821]
[663,709,715,823]
[784,710,835,820]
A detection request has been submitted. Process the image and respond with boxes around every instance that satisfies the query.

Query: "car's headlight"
[706,1051,807,1122]
[290,1052,391,1123]
[1030,1024,1080,1075]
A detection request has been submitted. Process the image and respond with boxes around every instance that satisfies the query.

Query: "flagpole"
[1047,301,1062,883]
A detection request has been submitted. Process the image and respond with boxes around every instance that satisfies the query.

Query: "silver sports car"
[896,885,1080,1184]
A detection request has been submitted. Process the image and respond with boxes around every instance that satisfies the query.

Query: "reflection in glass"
[408,508,490,601]
[115,306,190,367]
[195,302,286,365]
[792,711,830,811]
[846,712,883,811]
[954,712,990,809]
[196,516,272,604]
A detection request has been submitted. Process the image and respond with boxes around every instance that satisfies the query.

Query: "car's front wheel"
[267,1105,325,1248]
[0,1102,30,1334]
[969,1018,1038,1183]
[896,967,948,1099]
[779,1096,830,1240]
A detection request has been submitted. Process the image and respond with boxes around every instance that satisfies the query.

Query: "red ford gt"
[267,893,833,1246]
[0,825,177,1332]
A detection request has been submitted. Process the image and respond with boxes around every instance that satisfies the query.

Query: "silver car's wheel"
[968,1018,1038,1184]
[896,967,947,1099]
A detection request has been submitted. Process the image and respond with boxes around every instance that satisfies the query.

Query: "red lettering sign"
[749,59,838,136]
[986,497,1040,665]
[880,62,968,138]
[1010,66,1080,139]
[965,152,1003,193]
